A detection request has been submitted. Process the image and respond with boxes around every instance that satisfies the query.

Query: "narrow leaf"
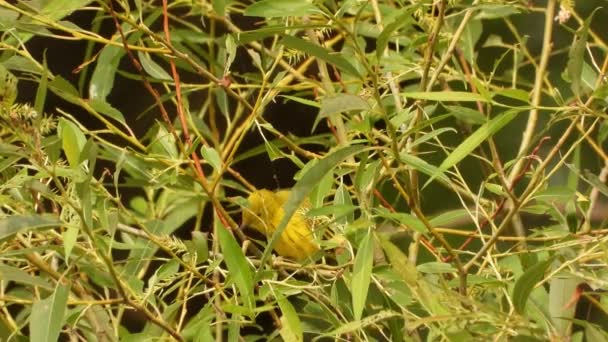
[59,118,86,168]
[89,99,126,124]
[49,76,80,104]
[0,264,52,289]
[460,18,482,64]
[89,44,123,100]
[512,257,554,313]
[378,237,417,286]
[320,94,369,117]
[352,229,374,320]
[137,51,172,80]
[244,0,318,18]
[375,208,427,234]
[281,35,360,78]
[217,223,255,311]
[425,109,519,187]
[276,294,303,342]
[399,153,449,185]
[402,91,490,102]
[549,272,578,337]
[567,9,598,97]
[30,283,70,342]
[0,214,60,242]
[34,55,48,115]
[201,145,222,171]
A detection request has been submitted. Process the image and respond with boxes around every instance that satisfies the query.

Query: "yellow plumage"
[241,189,319,261]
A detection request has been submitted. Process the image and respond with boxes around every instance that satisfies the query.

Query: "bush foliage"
[1,0,607,341]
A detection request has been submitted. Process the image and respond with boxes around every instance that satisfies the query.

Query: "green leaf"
[355,158,380,195]
[182,304,214,341]
[476,4,520,19]
[460,18,481,64]
[244,0,318,18]
[417,262,457,274]
[409,127,457,149]
[62,225,79,263]
[425,109,520,187]
[0,214,61,242]
[309,172,334,208]
[4,1,93,45]
[40,0,94,18]
[446,106,487,125]
[352,228,374,321]
[323,310,399,337]
[89,14,161,100]
[315,94,370,131]
[261,144,367,266]
[59,118,86,168]
[319,94,370,117]
[0,264,52,289]
[225,34,238,74]
[89,99,126,124]
[567,9,598,97]
[49,76,80,104]
[248,46,264,74]
[512,257,554,313]
[0,7,19,29]
[333,183,354,224]
[378,237,417,286]
[103,146,152,181]
[156,259,180,281]
[378,239,449,316]
[534,186,575,204]
[399,152,449,185]
[201,145,222,171]
[581,170,608,197]
[375,208,427,234]
[212,0,226,15]
[217,222,255,311]
[306,204,356,219]
[280,95,320,109]
[235,24,328,45]
[137,51,172,80]
[549,272,578,337]
[30,283,70,342]
[276,294,303,342]
[264,140,283,161]
[281,35,360,78]
[191,231,209,264]
[149,125,178,159]
[402,91,490,102]
[376,9,414,60]
[76,178,93,229]
[89,44,123,100]
[34,56,48,115]
[124,197,200,275]
[492,88,530,103]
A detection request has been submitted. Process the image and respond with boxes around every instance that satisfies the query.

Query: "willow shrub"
[0,1,607,341]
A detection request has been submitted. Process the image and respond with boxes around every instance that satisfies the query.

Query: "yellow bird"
[241,189,319,261]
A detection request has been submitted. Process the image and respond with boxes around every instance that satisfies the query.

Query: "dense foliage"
[0,0,607,341]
